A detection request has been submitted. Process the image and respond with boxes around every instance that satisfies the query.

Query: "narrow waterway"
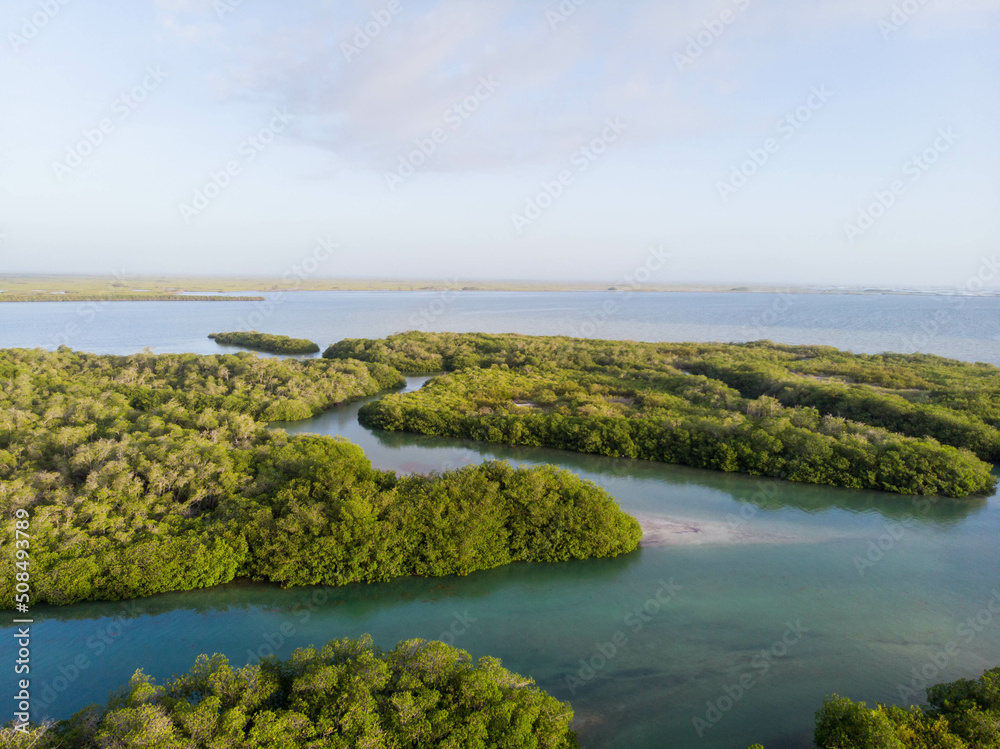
[8,376,999,749]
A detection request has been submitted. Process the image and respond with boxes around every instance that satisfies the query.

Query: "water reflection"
[276,379,992,528]
[30,552,645,624]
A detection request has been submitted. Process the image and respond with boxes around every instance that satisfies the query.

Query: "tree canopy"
[3,635,581,748]
[0,347,639,607]
[324,332,999,498]
[209,331,321,355]
[814,666,1000,749]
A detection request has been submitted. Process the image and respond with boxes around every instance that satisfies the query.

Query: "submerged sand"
[635,513,802,547]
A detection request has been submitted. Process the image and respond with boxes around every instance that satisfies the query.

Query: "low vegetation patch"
[209,331,320,355]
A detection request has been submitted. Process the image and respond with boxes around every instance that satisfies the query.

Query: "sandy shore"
[635,513,800,547]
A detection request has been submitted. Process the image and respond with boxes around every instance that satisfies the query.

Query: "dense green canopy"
[324,332,999,498]
[209,331,321,355]
[814,666,1000,748]
[0,347,639,607]
[4,635,581,748]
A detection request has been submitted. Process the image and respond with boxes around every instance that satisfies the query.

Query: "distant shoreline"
[0,293,265,303]
[0,275,998,299]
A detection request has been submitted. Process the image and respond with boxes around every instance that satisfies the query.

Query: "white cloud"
[154,0,1000,174]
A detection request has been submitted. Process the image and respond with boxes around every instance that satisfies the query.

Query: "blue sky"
[1,0,998,286]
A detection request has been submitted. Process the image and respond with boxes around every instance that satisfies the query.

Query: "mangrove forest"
[3,635,581,748]
[209,331,321,355]
[0,347,640,607]
[324,332,1000,498]
[814,665,1000,749]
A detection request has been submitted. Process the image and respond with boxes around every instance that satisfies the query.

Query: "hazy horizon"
[2,0,998,288]
[4,271,1000,293]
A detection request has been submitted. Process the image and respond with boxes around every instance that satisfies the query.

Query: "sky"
[0,0,998,287]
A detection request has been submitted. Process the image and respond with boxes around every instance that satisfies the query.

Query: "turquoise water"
[2,294,1000,748]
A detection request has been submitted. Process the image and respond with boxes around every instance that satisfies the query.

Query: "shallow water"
[2,294,1000,748]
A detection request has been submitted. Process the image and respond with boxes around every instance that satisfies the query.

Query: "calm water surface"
[2,293,999,749]
[1,290,999,364]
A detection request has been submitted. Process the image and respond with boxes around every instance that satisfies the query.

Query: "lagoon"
[2,291,999,748]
